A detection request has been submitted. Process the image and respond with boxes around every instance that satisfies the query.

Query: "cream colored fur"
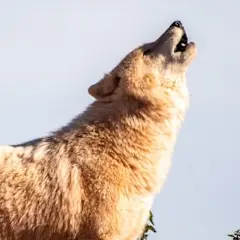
[0,22,196,240]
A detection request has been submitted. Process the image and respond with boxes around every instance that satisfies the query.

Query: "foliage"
[138,211,157,240]
[139,212,240,240]
[228,230,240,240]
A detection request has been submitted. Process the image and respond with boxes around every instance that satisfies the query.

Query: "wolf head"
[88,21,196,103]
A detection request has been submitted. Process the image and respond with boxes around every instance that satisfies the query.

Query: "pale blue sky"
[0,1,239,239]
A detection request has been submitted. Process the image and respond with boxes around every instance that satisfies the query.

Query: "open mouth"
[143,21,192,56]
[175,32,188,52]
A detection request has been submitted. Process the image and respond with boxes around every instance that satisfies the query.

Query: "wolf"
[0,20,196,240]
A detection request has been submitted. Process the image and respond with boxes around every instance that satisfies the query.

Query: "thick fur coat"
[0,21,196,240]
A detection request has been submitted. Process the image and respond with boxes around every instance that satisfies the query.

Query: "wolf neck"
[114,90,189,194]
[54,89,189,194]
[58,88,189,144]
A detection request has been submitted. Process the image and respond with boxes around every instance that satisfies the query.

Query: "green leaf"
[147,225,156,233]
[138,211,157,240]
[149,211,154,225]
[228,229,240,240]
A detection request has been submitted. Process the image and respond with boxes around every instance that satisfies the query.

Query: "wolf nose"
[171,21,183,28]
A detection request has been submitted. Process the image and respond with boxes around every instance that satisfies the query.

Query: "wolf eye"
[115,75,121,83]
[143,48,152,56]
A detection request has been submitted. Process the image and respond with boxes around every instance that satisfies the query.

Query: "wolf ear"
[88,74,120,100]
